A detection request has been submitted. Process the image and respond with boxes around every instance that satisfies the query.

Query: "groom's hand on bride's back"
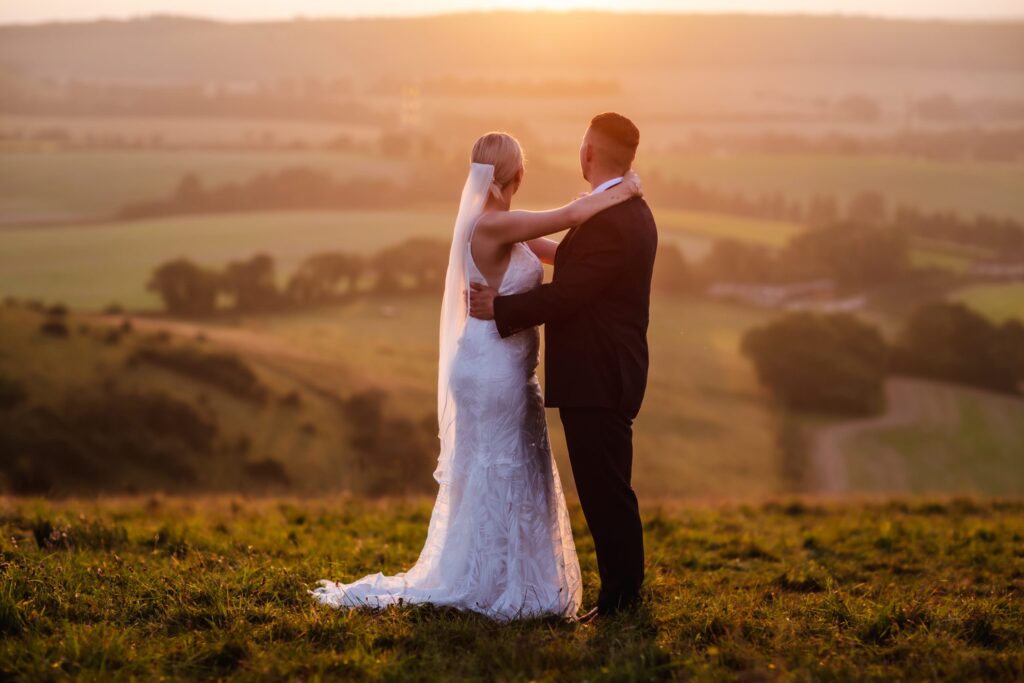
[468,282,497,320]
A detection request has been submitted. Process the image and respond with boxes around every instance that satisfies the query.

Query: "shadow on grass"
[314,600,674,682]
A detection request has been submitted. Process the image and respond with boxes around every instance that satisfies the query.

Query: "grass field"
[236,295,782,499]
[0,305,361,494]
[0,114,379,148]
[948,283,1024,324]
[2,495,1022,681]
[0,210,453,309]
[0,149,412,223]
[640,154,1024,222]
[808,379,1024,498]
[0,296,783,499]
[5,146,1024,225]
[841,381,1024,497]
[0,208,800,310]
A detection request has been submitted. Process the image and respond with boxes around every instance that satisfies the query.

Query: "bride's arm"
[526,238,558,265]
[475,172,641,246]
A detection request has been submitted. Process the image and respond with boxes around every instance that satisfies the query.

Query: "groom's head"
[580,112,640,185]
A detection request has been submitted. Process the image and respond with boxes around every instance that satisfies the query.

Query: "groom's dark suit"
[493,195,657,614]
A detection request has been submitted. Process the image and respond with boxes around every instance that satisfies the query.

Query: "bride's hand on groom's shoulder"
[623,170,643,198]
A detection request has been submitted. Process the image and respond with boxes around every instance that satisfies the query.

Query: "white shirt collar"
[591,176,624,194]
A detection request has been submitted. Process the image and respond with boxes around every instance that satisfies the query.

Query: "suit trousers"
[559,406,644,613]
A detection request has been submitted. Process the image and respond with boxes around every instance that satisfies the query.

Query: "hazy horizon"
[3,0,1023,25]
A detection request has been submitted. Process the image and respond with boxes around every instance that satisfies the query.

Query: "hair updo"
[471,132,524,202]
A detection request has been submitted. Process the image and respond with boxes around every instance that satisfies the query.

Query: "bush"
[742,312,888,415]
[341,390,437,496]
[130,345,269,404]
[0,387,216,496]
[891,302,1024,394]
[653,243,692,293]
[39,320,69,337]
[244,459,292,488]
[147,258,221,316]
[780,223,910,287]
[0,376,27,412]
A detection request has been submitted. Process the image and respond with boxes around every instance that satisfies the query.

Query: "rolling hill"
[2,13,1022,82]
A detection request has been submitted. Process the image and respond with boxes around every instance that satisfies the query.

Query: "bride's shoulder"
[472,210,507,236]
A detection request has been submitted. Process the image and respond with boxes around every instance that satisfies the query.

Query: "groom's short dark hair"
[589,112,640,170]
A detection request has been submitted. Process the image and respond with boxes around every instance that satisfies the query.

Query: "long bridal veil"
[435,161,494,485]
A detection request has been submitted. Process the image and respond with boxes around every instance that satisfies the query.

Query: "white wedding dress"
[310,232,583,620]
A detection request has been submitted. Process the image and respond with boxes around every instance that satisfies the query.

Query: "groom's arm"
[493,217,626,339]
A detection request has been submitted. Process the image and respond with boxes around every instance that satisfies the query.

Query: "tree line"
[148,235,695,316]
[696,222,911,289]
[117,166,1024,257]
[742,302,1024,416]
[147,237,451,316]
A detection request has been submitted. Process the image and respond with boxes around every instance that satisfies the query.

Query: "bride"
[310,132,642,620]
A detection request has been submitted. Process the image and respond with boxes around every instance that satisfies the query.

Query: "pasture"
[0,305,362,494]
[1,495,1021,681]
[640,153,1024,222]
[0,149,412,223]
[949,283,1024,324]
[4,145,1024,226]
[235,295,783,499]
[808,379,1024,497]
[0,297,782,499]
[0,208,798,310]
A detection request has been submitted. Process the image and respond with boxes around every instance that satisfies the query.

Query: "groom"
[469,112,658,618]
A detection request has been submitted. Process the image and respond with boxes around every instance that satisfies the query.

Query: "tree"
[286,251,364,303]
[807,195,840,227]
[742,312,888,415]
[698,239,777,283]
[221,253,280,311]
[373,238,449,293]
[652,243,692,294]
[147,258,220,316]
[891,302,1023,394]
[780,223,909,287]
[847,191,888,225]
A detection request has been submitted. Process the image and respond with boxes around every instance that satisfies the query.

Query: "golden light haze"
[2,0,1023,23]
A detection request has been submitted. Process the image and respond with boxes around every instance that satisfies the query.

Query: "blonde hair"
[471,132,524,202]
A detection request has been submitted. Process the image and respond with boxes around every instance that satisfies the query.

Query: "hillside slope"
[0,303,436,496]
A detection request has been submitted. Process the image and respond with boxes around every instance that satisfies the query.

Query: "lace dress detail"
[310,241,583,620]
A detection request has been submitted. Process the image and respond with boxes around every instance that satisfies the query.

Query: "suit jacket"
[493,197,658,419]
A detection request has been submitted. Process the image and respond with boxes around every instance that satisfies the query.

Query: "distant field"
[0,149,412,223]
[653,208,802,250]
[5,147,1024,226]
[816,379,1024,497]
[0,210,453,309]
[0,114,379,148]
[908,238,991,274]
[949,283,1024,323]
[0,208,796,310]
[641,154,1024,222]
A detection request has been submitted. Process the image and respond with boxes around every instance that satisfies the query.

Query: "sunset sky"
[2,0,1023,24]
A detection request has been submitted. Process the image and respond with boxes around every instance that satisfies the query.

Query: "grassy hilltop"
[1,495,1022,681]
